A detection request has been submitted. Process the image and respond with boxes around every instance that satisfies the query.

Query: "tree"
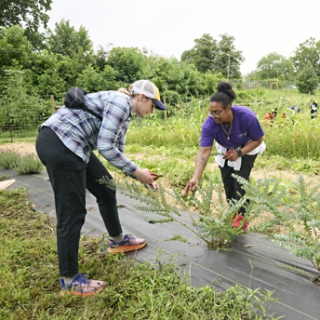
[291,38,320,78]
[55,55,83,89]
[253,52,294,80]
[201,71,223,96]
[107,47,145,84]
[0,0,52,49]
[296,61,318,94]
[100,65,119,90]
[1,68,48,131]
[76,65,101,92]
[47,20,93,63]
[93,46,109,71]
[181,33,244,78]
[37,69,66,101]
[181,34,218,73]
[213,34,244,79]
[76,64,119,92]
[0,26,32,69]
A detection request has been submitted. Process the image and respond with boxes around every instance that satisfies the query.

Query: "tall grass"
[127,110,320,160]
[0,91,318,160]
[0,151,43,174]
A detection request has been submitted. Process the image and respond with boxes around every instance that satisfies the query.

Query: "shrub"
[14,153,43,174]
[100,177,249,249]
[296,62,318,94]
[0,151,21,169]
[236,175,320,276]
[0,151,43,174]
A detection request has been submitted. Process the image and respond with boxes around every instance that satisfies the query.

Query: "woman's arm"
[240,137,263,155]
[193,146,213,179]
[183,146,212,195]
[223,137,263,161]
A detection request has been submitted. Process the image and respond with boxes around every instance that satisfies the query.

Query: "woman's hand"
[147,181,158,190]
[183,177,199,196]
[133,168,154,185]
[223,151,239,161]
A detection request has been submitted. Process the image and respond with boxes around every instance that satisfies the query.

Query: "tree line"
[1,23,242,105]
[245,39,320,93]
[0,0,319,112]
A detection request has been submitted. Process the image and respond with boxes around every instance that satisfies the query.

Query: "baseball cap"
[131,80,167,110]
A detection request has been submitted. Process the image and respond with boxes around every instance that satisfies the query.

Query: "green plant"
[0,151,43,174]
[180,180,251,249]
[0,174,11,181]
[124,109,320,160]
[13,153,44,174]
[236,175,320,275]
[296,61,318,94]
[100,176,249,249]
[0,150,21,169]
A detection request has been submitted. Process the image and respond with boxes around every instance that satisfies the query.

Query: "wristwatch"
[237,150,243,157]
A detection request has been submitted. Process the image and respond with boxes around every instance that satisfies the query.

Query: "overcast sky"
[46,0,320,76]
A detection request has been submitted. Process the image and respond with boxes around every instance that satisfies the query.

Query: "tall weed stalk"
[99,176,249,249]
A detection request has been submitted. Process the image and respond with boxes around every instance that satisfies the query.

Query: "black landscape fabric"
[2,168,319,320]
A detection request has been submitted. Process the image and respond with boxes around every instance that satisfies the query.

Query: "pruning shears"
[150,172,164,181]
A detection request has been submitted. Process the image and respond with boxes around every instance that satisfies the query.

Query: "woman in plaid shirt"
[36,80,167,297]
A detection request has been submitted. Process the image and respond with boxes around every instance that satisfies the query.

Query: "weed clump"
[14,153,43,174]
[236,175,320,275]
[0,150,43,174]
[0,150,20,169]
[100,176,250,249]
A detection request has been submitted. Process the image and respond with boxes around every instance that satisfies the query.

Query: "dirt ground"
[0,142,37,156]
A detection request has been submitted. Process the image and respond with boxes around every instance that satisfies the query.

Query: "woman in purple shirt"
[184,82,265,230]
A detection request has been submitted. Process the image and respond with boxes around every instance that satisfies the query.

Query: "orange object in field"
[264,112,276,126]
[264,112,274,120]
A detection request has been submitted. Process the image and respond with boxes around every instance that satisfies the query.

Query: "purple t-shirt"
[201,106,264,149]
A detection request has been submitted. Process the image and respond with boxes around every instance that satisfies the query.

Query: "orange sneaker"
[60,274,105,297]
[108,234,147,254]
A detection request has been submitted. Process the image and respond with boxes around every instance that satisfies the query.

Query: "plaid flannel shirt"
[42,91,138,175]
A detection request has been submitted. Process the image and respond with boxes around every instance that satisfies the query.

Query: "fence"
[0,107,48,142]
[0,96,55,143]
[229,79,297,90]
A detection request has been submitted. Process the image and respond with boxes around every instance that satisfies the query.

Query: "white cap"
[131,80,167,110]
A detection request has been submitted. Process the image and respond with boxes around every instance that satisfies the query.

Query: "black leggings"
[219,154,257,215]
[36,127,122,277]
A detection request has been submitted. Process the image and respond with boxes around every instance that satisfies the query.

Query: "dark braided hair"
[210,82,236,109]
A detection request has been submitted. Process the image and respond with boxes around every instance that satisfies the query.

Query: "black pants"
[36,127,122,277]
[219,155,257,215]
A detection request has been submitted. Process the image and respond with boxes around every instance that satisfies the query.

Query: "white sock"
[63,274,77,286]
[111,233,124,243]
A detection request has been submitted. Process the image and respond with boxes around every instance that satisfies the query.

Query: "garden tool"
[150,173,163,181]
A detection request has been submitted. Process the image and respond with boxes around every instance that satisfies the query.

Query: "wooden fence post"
[50,95,55,114]
[164,96,167,122]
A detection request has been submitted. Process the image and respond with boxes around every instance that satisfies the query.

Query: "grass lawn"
[262,88,320,106]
